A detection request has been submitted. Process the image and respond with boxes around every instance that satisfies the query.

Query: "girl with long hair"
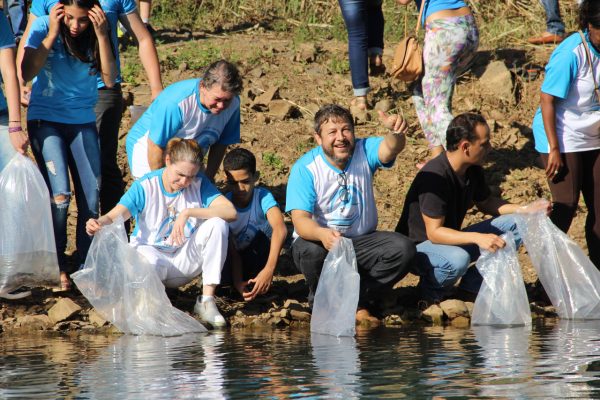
[21,0,116,290]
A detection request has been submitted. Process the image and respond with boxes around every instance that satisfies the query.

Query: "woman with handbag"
[531,0,600,268]
[338,0,386,111]
[397,0,478,164]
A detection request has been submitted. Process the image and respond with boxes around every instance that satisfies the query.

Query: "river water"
[2,319,600,398]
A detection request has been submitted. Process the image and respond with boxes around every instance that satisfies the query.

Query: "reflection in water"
[2,320,600,398]
[311,333,360,398]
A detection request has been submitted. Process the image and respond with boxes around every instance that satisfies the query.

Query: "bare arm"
[89,5,116,88]
[422,213,506,252]
[21,5,62,82]
[290,209,341,251]
[86,204,132,235]
[0,47,27,153]
[540,92,562,178]
[204,143,227,182]
[377,110,408,164]
[147,138,165,171]
[16,14,36,104]
[120,12,163,99]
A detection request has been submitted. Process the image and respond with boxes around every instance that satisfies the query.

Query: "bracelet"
[8,126,22,133]
[8,120,20,123]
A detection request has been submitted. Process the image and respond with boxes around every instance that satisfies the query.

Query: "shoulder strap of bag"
[415,0,426,35]
[578,30,600,102]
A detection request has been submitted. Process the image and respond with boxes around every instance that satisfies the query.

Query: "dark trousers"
[95,85,125,215]
[292,231,415,307]
[221,231,271,285]
[540,150,600,268]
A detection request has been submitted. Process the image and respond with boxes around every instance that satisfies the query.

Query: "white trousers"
[134,217,229,288]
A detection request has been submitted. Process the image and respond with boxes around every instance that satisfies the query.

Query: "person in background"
[338,0,385,111]
[18,0,163,216]
[397,113,552,302]
[528,0,565,45]
[531,0,600,268]
[286,104,416,324]
[86,138,237,328]
[221,148,287,302]
[21,0,117,290]
[396,0,478,167]
[126,59,242,182]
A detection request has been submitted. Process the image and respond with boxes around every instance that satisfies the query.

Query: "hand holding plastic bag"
[517,212,600,319]
[310,237,360,337]
[0,154,59,297]
[72,217,206,336]
[472,232,531,326]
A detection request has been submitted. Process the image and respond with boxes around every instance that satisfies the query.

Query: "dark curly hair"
[579,0,600,30]
[446,113,488,151]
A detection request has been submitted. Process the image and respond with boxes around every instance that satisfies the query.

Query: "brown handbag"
[390,0,426,82]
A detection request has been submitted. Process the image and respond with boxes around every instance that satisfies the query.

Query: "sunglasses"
[337,172,349,203]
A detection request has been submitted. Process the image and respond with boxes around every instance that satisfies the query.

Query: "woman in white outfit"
[86,138,236,327]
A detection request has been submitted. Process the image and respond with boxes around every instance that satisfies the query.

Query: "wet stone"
[439,300,469,320]
[451,316,470,328]
[48,298,82,324]
[16,314,53,330]
[421,304,444,325]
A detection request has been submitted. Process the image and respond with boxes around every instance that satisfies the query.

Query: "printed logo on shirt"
[153,206,196,253]
[326,184,361,233]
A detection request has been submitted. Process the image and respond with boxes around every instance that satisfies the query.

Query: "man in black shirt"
[396,113,550,301]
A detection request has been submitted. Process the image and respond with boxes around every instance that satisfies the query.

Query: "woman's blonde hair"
[165,138,204,166]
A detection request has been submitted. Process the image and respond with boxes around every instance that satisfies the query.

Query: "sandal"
[350,96,368,111]
[369,55,386,76]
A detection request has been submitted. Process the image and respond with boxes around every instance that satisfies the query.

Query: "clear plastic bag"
[310,238,360,337]
[72,217,206,336]
[0,154,59,297]
[471,232,531,326]
[517,212,600,319]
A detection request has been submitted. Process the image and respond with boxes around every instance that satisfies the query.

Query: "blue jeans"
[0,114,15,172]
[2,0,26,39]
[338,0,384,96]
[415,215,520,301]
[28,120,101,270]
[540,0,564,35]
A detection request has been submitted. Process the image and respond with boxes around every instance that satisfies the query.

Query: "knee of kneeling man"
[450,250,472,276]
[204,217,229,235]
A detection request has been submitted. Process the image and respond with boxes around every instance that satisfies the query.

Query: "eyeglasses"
[337,172,349,203]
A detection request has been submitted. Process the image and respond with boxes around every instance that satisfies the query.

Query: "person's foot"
[355,308,380,325]
[527,32,564,45]
[369,54,386,76]
[194,296,226,327]
[53,271,71,292]
[350,96,368,111]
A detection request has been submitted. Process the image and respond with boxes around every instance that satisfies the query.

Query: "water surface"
[2,319,600,398]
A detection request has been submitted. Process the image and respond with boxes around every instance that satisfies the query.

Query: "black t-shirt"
[396,153,491,243]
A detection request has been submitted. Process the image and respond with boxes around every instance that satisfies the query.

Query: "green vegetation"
[262,151,285,171]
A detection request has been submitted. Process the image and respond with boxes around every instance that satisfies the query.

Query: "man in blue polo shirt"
[286,104,416,324]
[127,59,242,181]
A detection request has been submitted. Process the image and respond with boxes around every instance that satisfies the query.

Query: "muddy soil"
[2,24,585,332]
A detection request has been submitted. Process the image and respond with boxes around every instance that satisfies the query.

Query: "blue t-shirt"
[119,168,222,250]
[415,0,467,25]
[0,14,15,113]
[226,187,278,250]
[30,0,136,89]
[25,16,98,123]
[126,78,241,178]
[532,31,600,153]
[286,137,392,238]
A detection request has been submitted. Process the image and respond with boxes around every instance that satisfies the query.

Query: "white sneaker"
[194,297,226,327]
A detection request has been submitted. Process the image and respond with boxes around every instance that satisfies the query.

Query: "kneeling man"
[396,113,550,302]
[286,104,416,323]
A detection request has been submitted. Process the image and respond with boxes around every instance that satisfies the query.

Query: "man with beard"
[286,104,416,324]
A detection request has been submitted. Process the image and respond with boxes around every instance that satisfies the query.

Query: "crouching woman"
[86,138,236,327]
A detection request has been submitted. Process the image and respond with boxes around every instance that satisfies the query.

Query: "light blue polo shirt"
[286,137,392,238]
[415,0,467,25]
[126,78,241,178]
[0,13,15,114]
[532,31,600,153]
[25,16,98,123]
[226,187,278,250]
[30,0,137,89]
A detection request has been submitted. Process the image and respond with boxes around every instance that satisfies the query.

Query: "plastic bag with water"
[72,217,206,336]
[0,154,60,297]
[471,232,531,326]
[516,212,600,319]
[310,238,360,337]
